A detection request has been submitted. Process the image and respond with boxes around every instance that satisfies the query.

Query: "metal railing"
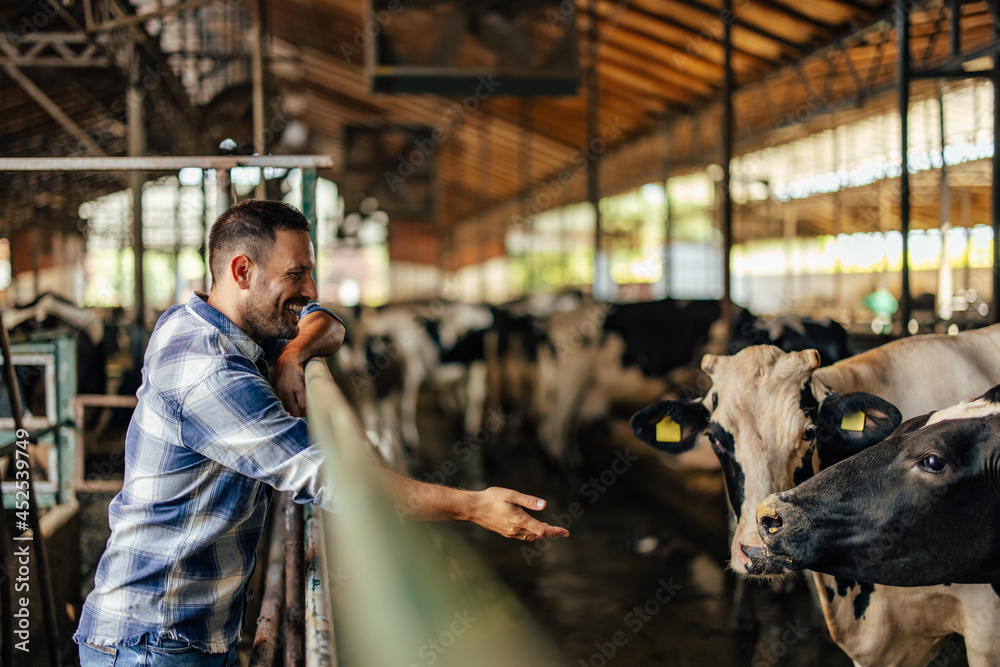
[274,358,563,667]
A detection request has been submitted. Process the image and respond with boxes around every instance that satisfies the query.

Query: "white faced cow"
[758,383,1000,589]
[631,327,1000,666]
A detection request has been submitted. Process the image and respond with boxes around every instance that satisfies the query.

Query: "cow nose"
[757,501,784,537]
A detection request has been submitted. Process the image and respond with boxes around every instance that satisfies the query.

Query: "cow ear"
[630,400,709,454]
[815,392,902,469]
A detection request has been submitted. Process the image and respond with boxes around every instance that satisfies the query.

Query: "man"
[74,200,568,666]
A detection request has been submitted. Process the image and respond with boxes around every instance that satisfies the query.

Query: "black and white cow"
[358,301,494,450]
[536,299,849,468]
[536,299,750,467]
[757,383,1000,588]
[631,327,1000,666]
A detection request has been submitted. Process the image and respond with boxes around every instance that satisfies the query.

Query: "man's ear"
[230,255,253,289]
[630,400,709,454]
[814,392,902,469]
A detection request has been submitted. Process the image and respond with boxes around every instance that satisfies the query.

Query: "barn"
[0,0,998,665]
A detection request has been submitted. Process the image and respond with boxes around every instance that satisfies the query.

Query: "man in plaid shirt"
[75,200,568,666]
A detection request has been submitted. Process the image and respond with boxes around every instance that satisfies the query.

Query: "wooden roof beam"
[657,0,804,54]
[590,0,775,70]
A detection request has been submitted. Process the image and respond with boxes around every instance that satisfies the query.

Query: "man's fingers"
[517,517,569,541]
[540,524,570,538]
[510,491,546,511]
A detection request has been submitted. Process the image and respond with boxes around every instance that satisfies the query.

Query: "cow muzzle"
[739,543,796,577]
[755,494,808,572]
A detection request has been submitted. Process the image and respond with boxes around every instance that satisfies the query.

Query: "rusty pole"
[284,492,305,667]
[249,506,286,667]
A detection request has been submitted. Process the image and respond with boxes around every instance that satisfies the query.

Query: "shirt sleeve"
[179,357,340,512]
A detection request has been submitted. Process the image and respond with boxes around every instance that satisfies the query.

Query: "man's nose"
[302,272,318,300]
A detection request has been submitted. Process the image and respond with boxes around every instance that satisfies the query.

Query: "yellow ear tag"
[841,411,866,432]
[656,416,682,443]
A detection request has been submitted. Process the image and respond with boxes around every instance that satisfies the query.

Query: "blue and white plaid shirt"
[75,293,339,653]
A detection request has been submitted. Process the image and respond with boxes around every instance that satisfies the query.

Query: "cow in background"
[352,301,494,462]
[533,300,856,469]
[534,299,761,468]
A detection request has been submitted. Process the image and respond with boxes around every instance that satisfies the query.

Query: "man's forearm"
[379,468,475,521]
[378,468,571,541]
[284,310,346,363]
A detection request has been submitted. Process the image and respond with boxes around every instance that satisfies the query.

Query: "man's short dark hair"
[208,199,311,285]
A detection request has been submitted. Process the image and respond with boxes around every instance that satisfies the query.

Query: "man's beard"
[239,285,305,341]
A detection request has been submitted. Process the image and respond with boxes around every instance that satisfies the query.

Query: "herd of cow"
[332,295,1000,666]
[21,292,997,665]
[332,294,852,470]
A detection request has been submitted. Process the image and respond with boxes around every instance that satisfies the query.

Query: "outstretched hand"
[468,486,570,541]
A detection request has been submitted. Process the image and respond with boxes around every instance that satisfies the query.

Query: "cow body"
[759,385,1000,589]
[537,299,756,466]
[537,300,852,468]
[360,302,494,452]
[631,325,1000,666]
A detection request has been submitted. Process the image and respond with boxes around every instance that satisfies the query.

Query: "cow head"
[757,386,1000,586]
[630,345,899,578]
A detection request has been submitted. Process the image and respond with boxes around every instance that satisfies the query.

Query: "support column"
[32,226,41,299]
[898,0,912,332]
[202,174,211,292]
[783,205,797,306]
[993,58,1000,323]
[587,0,608,300]
[519,99,533,297]
[128,54,147,371]
[252,0,268,200]
[302,168,318,285]
[721,0,735,326]
[937,80,954,322]
[209,167,231,294]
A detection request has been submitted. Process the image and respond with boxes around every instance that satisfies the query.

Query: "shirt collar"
[186,292,264,363]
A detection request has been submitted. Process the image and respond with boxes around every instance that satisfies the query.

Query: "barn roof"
[0,0,996,262]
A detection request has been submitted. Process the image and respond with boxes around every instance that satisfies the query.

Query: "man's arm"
[273,309,347,417]
[380,469,570,541]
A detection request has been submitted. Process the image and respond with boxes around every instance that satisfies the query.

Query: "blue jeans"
[78,637,238,667]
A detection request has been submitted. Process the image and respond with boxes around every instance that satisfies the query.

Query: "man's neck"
[206,289,255,341]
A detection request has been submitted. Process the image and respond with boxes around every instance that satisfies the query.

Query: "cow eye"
[802,424,817,441]
[919,455,946,473]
